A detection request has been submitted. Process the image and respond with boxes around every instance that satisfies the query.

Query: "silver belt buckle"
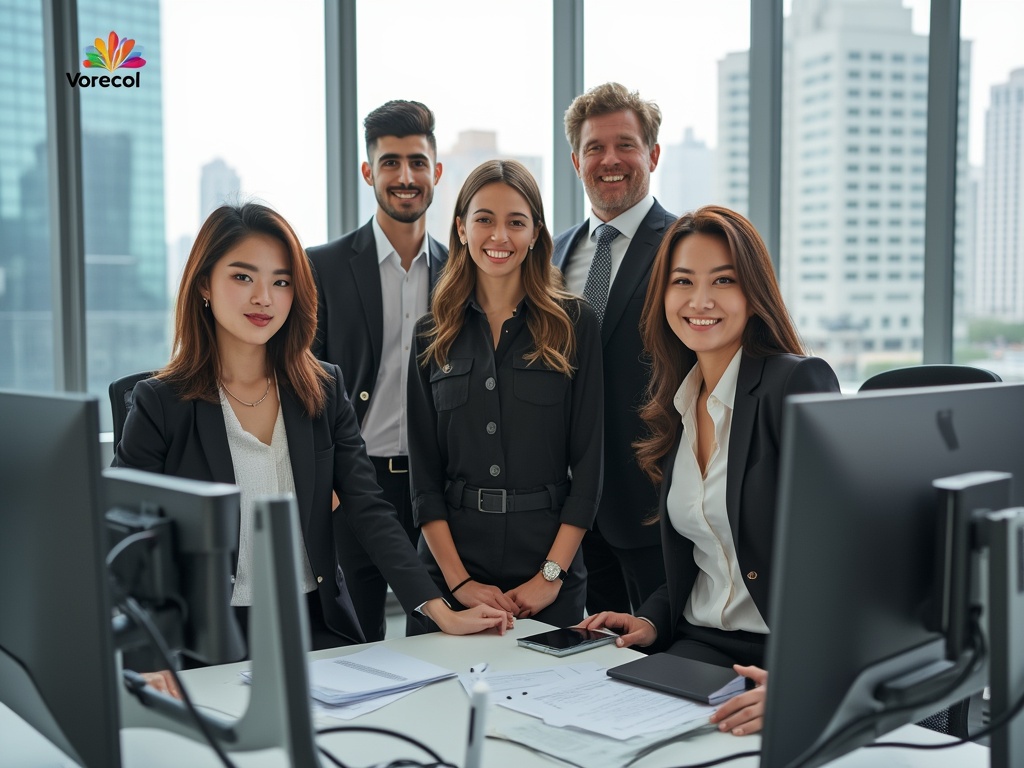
[388,457,408,474]
[477,488,507,513]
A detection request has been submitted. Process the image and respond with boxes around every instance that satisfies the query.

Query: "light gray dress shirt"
[563,194,656,296]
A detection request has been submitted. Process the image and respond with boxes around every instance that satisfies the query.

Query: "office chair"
[108,371,155,450]
[859,363,1000,741]
[858,363,1001,392]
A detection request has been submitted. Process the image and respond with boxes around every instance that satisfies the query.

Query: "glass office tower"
[0,0,168,426]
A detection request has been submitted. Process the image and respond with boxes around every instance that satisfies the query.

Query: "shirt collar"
[370,215,429,267]
[673,347,744,417]
[587,194,656,243]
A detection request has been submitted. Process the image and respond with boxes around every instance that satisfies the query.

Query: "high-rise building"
[200,157,242,222]
[657,127,715,217]
[716,51,750,215]
[975,68,1024,320]
[0,0,168,422]
[717,0,971,380]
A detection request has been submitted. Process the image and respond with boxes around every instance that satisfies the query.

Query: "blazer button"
[485,377,496,390]
[359,391,370,401]
[746,571,758,580]
[317,575,323,584]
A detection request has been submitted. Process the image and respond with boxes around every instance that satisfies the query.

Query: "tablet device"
[516,627,618,657]
[607,653,750,704]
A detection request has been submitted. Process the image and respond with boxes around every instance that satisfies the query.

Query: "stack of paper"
[240,646,455,708]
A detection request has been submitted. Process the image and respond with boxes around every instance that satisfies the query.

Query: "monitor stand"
[119,494,324,767]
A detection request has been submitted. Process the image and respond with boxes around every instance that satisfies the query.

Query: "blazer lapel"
[196,399,235,484]
[427,236,447,291]
[349,222,384,375]
[726,353,764,544]
[601,204,670,344]
[279,384,315,539]
[553,221,589,272]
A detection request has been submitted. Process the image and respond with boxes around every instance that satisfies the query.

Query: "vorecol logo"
[65,31,146,88]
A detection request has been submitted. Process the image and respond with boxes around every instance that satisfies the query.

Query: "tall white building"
[658,127,715,216]
[200,158,242,222]
[718,0,971,380]
[976,68,1024,321]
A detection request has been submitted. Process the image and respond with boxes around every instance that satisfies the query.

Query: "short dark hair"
[363,100,437,158]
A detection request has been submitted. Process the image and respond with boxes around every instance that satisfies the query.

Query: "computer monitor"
[761,382,1024,768]
[104,467,246,666]
[0,390,121,768]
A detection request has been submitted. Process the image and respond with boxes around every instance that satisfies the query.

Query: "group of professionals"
[114,82,840,736]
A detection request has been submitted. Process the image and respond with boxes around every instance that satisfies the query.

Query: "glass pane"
[355,0,553,246]
[0,0,54,391]
[584,0,750,220]
[76,0,327,431]
[956,1,1024,382]
[780,0,935,388]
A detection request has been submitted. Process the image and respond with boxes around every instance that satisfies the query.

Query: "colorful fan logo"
[83,31,146,71]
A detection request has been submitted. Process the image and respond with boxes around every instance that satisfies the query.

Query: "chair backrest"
[108,371,155,450]
[858,364,1001,392]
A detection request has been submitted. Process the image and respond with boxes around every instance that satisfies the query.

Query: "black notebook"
[607,653,750,705]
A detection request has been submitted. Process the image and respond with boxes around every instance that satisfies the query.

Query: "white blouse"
[220,390,318,606]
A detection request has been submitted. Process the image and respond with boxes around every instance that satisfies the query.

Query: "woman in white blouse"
[115,203,512,656]
[578,206,840,736]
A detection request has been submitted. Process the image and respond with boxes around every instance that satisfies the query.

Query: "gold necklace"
[221,377,272,408]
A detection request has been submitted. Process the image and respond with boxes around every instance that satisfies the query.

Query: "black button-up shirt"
[408,297,604,531]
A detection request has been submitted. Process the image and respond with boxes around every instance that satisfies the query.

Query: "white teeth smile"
[393,191,418,199]
[689,318,719,326]
[601,175,625,182]
[484,250,512,259]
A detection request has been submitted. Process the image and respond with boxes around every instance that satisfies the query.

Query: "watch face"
[542,561,560,581]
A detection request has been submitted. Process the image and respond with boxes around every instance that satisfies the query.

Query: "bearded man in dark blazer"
[308,100,446,641]
[553,83,695,616]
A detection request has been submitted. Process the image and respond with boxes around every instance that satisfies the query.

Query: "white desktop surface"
[4,619,990,768]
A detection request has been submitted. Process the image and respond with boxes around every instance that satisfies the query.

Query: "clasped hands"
[454,572,561,620]
[576,610,768,736]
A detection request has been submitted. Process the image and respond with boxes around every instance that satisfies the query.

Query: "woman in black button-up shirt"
[407,160,604,629]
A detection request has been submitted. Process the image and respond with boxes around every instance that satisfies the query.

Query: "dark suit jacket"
[553,200,693,549]
[636,352,840,651]
[112,362,442,644]
[308,219,448,424]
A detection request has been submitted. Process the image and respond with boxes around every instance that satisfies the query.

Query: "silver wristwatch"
[540,559,568,582]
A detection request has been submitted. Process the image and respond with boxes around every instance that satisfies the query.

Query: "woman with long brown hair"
[407,160,604,629]
[115,202,511,655]
[578,205,839,735]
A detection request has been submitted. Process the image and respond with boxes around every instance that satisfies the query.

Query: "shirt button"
[317,575,323,584]
[746,571,758,580]
[442,363,452,373]
[486,421,497,434]
[489,464,501,477]
[485,377,496,390]
[359,391,370,401]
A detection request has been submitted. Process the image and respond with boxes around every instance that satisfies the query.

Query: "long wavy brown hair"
[635,205,806,482]
[422,159,577,374]
[160,203,329,416]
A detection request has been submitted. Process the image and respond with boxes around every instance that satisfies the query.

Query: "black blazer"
[112,362,442,644]
[637,352,840,651]
[553,200,694,549]
[308,219,448,424]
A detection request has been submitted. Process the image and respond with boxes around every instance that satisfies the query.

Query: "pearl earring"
[203,297,210,308]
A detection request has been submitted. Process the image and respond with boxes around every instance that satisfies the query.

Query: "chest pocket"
[512,356,567,406]
[430,358,473,411]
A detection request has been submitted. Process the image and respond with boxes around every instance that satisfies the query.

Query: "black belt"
[369,455,409,474]
[445,478,569,514]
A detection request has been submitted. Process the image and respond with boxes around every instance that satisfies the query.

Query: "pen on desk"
[469,662,489,676]
[465,678,489,768]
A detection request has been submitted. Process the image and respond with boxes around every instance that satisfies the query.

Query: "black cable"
[315,725,455,767]
[105,528,159,568]
[658,750,762,768]
[787,618,986,768]
[118,596,240,768]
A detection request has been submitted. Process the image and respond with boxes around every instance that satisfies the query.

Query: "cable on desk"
[315,724,456,768]
[117,595,240,768]
[660,751,762,768]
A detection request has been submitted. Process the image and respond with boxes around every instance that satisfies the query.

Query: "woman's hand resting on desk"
[141,670,182,700]
[422,598,514,635]
[504,573,561,619]
[710,665,767,736]
[575,611,657,648]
